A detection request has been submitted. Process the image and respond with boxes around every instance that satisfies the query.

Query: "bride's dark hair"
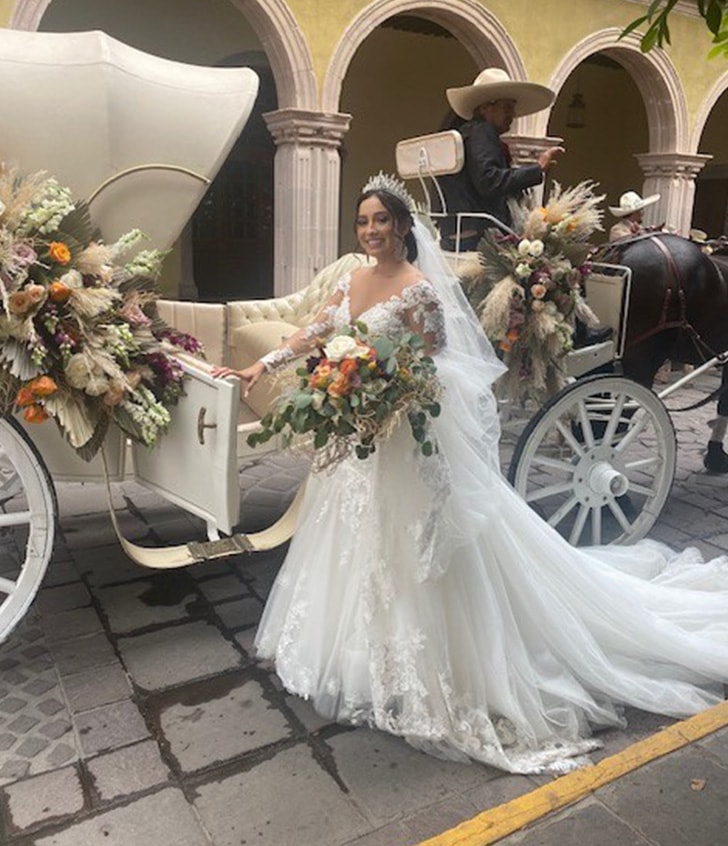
[355,189,418,262]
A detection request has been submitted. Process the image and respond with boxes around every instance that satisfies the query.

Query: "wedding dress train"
[254,264,728,776]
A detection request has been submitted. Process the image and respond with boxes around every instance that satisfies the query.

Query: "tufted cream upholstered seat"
[159,252,371,433]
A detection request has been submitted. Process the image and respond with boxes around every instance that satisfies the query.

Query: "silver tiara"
[362,171,417,213]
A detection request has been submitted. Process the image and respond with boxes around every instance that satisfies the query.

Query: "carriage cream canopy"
[0,28,259,251]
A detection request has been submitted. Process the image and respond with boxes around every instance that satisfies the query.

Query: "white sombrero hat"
[608,190,660,217]
[446,68,555,120]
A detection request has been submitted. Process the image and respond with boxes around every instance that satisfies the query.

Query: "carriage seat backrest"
[395,130,464,216]
[584,273,623,335]
[157,300,227,366]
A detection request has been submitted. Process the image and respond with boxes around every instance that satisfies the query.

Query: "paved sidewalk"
[0,369,727,845]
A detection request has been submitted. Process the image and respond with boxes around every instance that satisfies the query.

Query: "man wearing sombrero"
[440,67,565,244]
[608,190,661,241]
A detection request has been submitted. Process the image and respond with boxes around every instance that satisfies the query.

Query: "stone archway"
[322,0,526,115]
[537,28,687,153]
[691,69,728,152]
[541,28,702,233]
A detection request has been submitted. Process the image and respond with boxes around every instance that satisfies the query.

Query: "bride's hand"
[211,361,266,397]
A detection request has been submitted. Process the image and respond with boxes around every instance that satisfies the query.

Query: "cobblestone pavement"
[0,370,727,845]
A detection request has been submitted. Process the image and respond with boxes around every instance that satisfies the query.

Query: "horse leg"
[704,367,728,473]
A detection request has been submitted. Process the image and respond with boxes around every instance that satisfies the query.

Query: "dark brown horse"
[598,233,728,471]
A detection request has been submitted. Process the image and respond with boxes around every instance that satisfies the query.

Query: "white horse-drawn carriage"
[0,29,684,646]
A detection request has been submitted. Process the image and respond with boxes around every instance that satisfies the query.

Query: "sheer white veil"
[411,217,507,574]
[412,217,506,388]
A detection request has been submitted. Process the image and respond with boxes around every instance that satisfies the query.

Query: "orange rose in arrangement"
[15,387,36,407]
[23,404,49,423]
[48,241,71,265]
[48,281,71,303]
[29,375,58,397]
[327,372,351,397]
[500,328,521,353]
[309,363,333,390]
[339,358,359,377]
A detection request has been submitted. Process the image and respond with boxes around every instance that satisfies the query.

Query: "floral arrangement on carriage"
[0,164,203,459]
[459,181,606,405]
[247,325,442,472]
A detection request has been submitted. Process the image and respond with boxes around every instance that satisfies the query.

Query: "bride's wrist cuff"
[259,345,295,372]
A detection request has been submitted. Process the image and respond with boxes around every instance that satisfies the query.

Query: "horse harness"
[610,234,724,362]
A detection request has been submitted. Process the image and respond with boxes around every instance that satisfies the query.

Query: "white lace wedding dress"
[255,272,728,775]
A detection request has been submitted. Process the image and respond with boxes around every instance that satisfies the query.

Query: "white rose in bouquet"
[324,335,360,361]
[527,239,544,258]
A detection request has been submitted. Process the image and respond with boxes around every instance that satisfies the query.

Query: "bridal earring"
[395,234,407,261]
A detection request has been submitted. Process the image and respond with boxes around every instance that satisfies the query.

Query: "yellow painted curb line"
[417,698,728,846]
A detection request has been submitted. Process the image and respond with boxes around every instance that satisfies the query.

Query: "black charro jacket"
[439,118,544,234]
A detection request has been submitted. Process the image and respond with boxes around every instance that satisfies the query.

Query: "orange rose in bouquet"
[248,325,442,470]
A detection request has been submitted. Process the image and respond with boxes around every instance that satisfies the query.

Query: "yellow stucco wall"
[288,0,726,135]
[0,0,12,26]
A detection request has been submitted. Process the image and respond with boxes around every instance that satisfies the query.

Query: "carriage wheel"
[508,374,676,546]
[0,416,57,644]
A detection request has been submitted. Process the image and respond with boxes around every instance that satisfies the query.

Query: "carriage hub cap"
[573,448,629,504]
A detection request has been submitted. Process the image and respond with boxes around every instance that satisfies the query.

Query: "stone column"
[264,109,351,296]
[635,152,712,235]
[504,134,564,206]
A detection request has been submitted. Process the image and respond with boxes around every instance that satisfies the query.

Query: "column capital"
[263,109,351,149]
[635,151,713,180]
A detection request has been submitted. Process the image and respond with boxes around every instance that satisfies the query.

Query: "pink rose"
[13,243,37,266]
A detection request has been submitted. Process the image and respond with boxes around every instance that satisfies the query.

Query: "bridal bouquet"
[461,181,605,404]
[247,325,442,471]
[0,164,203,459]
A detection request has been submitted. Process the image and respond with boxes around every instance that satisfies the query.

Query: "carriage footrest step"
[187,534,255,561]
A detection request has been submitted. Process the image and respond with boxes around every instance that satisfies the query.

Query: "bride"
[213,174,728,775]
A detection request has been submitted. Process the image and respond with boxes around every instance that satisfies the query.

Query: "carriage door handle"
[197,407,217,445]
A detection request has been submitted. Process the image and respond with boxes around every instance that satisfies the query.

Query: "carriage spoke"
[526,454,575,474]
[569,503,590,546]
[601,393,627,444]
[555,420,585,457]
[590,505,602,544]
[627,482,657,497]
[547,495,579,528]
[615,411,650,453]
[623,456,661,470]
[0,510,32,529]
[525,481,576,503]
[606,497,632,532]
[577,400,595,448]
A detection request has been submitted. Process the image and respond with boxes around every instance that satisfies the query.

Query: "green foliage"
[247,326,443,471]
[620,0,728,58]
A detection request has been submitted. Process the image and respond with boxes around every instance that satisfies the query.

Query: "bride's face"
[356,196,399,260]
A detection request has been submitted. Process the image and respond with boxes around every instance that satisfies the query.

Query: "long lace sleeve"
[259,278,347,371]
[400,280,446,355]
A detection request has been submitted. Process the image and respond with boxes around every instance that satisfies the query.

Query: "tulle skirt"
[255,362,728,774]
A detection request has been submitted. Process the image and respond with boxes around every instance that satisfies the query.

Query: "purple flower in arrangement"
[143,351,185,387]
[119,300,152,327]
[305,354,323,373]
[156,327,204,355]
[12,243,37,266]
